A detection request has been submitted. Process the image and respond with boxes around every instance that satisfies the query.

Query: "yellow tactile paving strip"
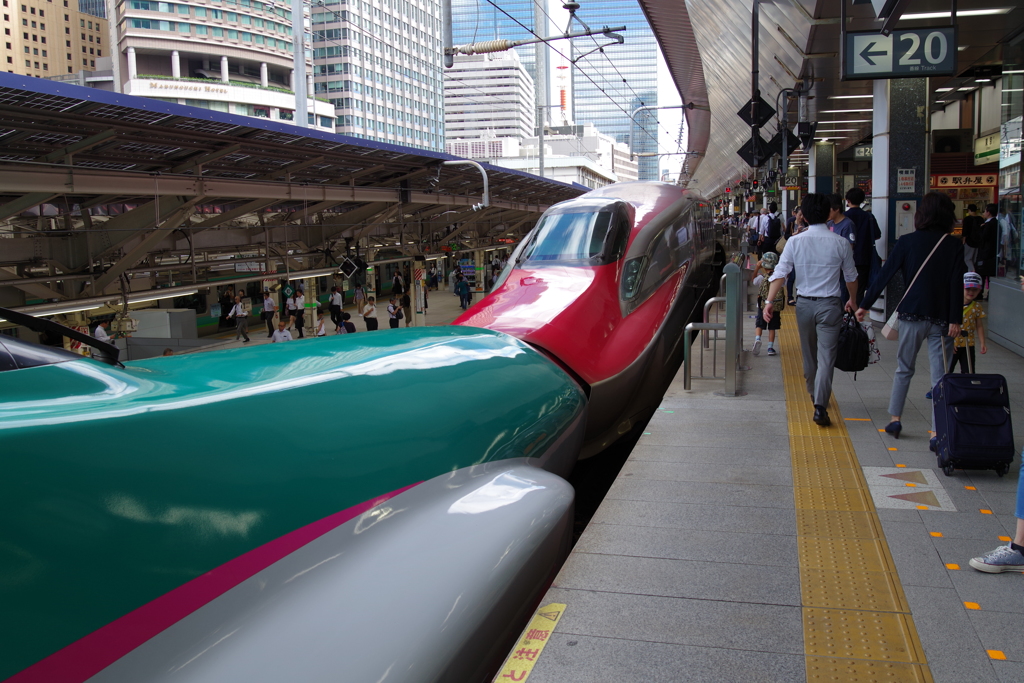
[778,316,934,683]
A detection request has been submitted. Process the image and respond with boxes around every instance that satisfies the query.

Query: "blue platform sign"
[843,27,956,81]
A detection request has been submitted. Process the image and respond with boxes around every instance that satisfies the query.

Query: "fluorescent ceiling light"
[936,88,954,92]
[817,119,871,124]
[901,8,1013,20]
[958,46,969,51]
[959,87,976,91]
[816,129,859,132]
[130,289,198,305]
[975,78,992,83]
[288,268,338,281]
[1004,69,1024,74]
[20,302,104,317]
[819,109,872,113]
[829,95,873,99]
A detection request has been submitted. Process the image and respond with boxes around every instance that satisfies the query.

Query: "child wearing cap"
[752,252,785,356]
[951,272,987,373]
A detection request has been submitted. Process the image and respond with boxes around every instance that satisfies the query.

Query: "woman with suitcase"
[855,192,966,445]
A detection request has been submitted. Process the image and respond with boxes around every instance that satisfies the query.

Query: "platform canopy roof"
[0,73,586,310]
[640,0,1024,197]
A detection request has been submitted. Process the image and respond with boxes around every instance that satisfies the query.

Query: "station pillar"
[411,257,427,327]
[870,77,929,322]
[808,142,835,194]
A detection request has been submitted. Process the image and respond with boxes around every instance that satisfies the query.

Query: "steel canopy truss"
[0,73,584,304]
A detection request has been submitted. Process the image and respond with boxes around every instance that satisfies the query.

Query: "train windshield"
[519,210,628,266]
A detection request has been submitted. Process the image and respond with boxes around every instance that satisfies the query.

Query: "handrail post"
[724,262,741,396]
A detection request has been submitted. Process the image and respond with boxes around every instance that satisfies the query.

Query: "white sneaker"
[752,339,762,356]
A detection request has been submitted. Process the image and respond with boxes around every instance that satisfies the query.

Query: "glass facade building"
[312,0,445,151]
[570,0,659,180]
[80,0,109,19]
[450,0,536,81]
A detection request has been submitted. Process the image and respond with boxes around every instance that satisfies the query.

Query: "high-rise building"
[2,0,109,77]
[112,0,335,131]
[570,0,659,180]
[444,52,534,141]
[450,0,535,80]
[79,0,107,19]
[311,0,444,151]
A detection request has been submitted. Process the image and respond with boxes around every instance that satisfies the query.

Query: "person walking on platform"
[387,297,402,329]
[227,295,250,343]
[262,290,277,338]
[763,193,858,427]
[362,296,378,331]
[285,293,297,330]
[271,320,292,343]
[961,204,983,271]
[353,283,365,315]
[455,276,470,310]
[761,202,782,255]
[844,188,882,299]
[752,252,785,356]
[293,290,306,338]
[328,286,343,331]
[974,203,999,299]
[855,192,965,445]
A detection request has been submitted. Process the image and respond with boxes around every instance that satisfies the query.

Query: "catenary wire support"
[441,161,490,211]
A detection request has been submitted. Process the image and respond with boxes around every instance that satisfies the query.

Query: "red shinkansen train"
[455,181,725,457]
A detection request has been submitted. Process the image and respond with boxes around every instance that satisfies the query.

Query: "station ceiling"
[642,0,1024,196]
[0,73,584,309]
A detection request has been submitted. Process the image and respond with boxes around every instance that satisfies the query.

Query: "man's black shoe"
[813,405,831,427]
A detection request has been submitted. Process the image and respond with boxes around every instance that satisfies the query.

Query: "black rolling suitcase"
[933,345,1015,477]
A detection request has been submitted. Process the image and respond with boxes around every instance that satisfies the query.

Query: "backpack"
[835,313,870,375]
[396,307,404,320]
[768,215,782,243]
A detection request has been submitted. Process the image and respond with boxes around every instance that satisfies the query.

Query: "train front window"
[520,211,617,265]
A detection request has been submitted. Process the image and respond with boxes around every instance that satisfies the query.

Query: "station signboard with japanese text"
[843,27,956,81]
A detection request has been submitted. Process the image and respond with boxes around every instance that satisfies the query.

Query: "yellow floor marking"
[965,486,977,490]
[998,535,1011,542]
[946,563,961,570]
[980,509,993,514]
[778,316,933,682]
[492,603,566,682]
[988,650,1007,660]
[896,464,907,467]
[964,602,981,610]
[930,532,943,538]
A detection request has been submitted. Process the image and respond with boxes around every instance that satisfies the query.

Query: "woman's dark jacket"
[859,229,966,325]
[974,217,999,277]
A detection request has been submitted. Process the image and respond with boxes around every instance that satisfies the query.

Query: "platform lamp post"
[291,0,308,128]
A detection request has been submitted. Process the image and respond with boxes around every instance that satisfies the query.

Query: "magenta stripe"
[6,483,420,683]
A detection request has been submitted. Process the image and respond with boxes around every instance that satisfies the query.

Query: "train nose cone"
[456,267,596,338]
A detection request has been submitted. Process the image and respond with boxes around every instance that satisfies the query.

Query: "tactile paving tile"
[796,509,882,540]
[795,486,873,512]
[803,608,924,662]
[792,465,864,489]
[806,657,933,682]
[778,315,933,680]
[790,447,861,470]
[798,536,892,573]
[801,568,909,612]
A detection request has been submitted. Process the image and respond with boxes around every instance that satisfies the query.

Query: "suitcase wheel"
[996,464,1010,477]
[941,463,955,477]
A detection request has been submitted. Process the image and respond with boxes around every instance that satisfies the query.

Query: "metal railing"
[683,262,743,395]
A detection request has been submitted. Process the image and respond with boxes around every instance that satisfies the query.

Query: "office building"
[112,0,334,131]
[444,52,534,141]
[2,0,109,77]
[311,0,444,150]
[570,0,659,180]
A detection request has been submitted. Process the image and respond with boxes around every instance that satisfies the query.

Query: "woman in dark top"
[856,192,966,446]
[974,203,999,297]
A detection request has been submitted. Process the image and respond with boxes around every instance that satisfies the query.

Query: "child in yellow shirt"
[951,272,987,373]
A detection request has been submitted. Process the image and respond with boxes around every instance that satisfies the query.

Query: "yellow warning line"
[778,315,934,682]
[492,603,566,682]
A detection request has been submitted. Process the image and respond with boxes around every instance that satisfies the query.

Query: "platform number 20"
[898,31,948,66]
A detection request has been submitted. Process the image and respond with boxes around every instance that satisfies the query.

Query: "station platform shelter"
[500,307,1024,683]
